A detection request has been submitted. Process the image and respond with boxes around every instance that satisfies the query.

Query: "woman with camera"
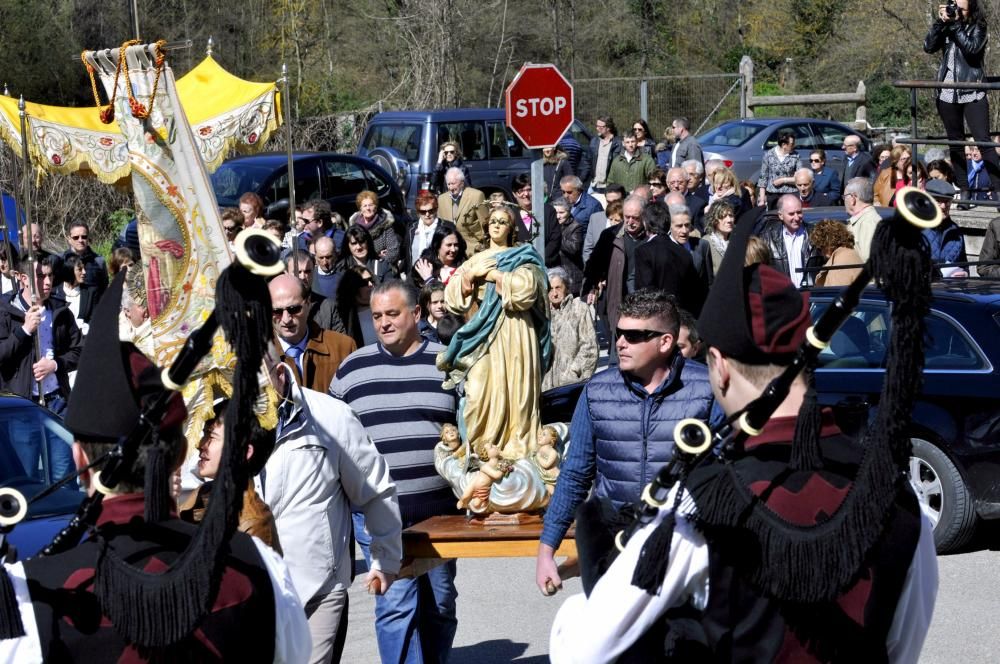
[925,0,1000,196]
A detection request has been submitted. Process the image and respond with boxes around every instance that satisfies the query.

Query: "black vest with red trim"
[661,411,923,663]
[21,494,276,662]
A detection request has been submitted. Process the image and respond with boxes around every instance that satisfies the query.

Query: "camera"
[945,0,958,20]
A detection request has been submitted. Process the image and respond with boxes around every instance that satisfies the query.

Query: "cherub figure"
[458,443,507,511]
[534,426,561,491]
[437,423,465,459]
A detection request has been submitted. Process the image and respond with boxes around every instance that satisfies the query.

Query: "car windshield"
[211,163,277,206]
[0,402,82,518]
[698,122,767,147]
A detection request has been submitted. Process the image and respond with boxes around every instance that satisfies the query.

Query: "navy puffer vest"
[587,354,714,508]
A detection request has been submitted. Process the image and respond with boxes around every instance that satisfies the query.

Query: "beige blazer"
[438,187,488,252]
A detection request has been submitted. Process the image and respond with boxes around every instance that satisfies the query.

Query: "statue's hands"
[365,569,397,595]
[472,258,497,280]
[536,543,563,596]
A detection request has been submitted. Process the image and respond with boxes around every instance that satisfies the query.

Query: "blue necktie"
[285,345,303,373]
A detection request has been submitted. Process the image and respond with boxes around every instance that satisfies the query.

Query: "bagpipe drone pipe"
[573,186,942,598]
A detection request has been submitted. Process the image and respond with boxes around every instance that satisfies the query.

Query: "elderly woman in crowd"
[809,149,842,203]
[757,130,800,209]
[810,219,864,286]
[541,267,598,391]
[694,200,736,286]
[551,198,586,295]
[349,189,400,268]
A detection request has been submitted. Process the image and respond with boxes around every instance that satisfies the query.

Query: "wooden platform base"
[399,514,576,578]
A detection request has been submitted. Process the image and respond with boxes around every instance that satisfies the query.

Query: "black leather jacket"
[924,18,988,91]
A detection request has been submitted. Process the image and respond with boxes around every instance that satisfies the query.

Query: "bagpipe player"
[549,206,939,662]
[0,270,311,661]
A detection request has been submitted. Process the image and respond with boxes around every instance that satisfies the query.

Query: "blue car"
[810,279,1000,552]
[0,395,83,559]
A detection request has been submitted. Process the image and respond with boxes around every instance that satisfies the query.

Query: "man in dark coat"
[634,203,706,315]
[61,220,107,304]
[0,254,81,416]
[842,134,877,189]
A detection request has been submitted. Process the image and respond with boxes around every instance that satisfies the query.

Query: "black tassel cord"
[93,263,272,648]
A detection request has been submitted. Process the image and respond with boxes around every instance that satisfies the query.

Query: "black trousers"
[937,96,1000,194]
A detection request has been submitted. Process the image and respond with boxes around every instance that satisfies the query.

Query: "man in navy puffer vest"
[536,289,714,595]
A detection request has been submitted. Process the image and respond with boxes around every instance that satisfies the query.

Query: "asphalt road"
[341,526,1000,663]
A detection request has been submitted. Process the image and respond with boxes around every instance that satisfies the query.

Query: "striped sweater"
[329,340,459,526]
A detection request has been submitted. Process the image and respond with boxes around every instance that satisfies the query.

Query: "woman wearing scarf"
[694,200,736,287]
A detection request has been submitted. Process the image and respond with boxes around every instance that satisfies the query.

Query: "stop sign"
[505,64,574,149]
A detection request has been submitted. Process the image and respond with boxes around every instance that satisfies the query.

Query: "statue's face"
[487,213,511,245]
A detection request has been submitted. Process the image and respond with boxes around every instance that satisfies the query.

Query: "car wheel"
[368,148,410,195]
[908,437,978,552]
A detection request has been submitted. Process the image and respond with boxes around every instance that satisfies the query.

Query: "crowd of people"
[1,99,998,662]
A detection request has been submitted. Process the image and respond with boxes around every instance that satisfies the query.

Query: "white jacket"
[258,373,402,603]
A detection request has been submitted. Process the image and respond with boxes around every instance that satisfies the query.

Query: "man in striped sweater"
[329,279,460,664]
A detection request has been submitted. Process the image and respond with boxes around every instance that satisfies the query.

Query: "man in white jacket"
[260,359,402,664]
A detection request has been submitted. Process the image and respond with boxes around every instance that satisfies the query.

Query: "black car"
[810,280,1000,552]
[210,152,411,226]
[0,395,83,558]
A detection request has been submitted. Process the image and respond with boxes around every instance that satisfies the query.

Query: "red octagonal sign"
[505,63,574,150]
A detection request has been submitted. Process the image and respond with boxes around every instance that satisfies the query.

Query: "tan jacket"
[278,322,357,393]
[438,187,488,252]
[816,246,864,287]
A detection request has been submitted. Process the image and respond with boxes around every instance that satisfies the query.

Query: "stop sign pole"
[505,63,575,259]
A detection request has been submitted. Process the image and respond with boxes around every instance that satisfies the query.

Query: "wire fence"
[573,73,742,143]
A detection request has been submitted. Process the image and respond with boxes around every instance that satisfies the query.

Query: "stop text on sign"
[514,96,569,117]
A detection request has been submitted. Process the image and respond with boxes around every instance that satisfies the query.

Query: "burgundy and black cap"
[697,207,810,365]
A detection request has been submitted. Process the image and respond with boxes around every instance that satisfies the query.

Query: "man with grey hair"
[844,176,881,261]
[683,158,708,201]
[795,167,832,208]
[558,174,602,228]
[437,166,487,252]
[330,278,461,664]
[667,165,706,232]
[843,134,876,187]
[760,194,816,286]
[583,194,649,337]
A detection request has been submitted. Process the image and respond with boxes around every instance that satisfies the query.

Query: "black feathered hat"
[65,272,186,440]
[697,207,810,366]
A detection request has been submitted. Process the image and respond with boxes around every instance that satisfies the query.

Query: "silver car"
[697,118,872,185]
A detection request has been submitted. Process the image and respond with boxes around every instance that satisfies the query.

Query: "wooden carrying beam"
[401,515,576,563]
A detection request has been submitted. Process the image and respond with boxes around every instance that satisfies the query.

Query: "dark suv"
[211,152,410,224]
[357,108,593,210]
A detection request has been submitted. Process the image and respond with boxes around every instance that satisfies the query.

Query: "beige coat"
[542,295,598,391]
[438,187,488,252]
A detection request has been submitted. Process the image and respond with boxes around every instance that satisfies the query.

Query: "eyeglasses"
[633,126,644,132]
[71,234,88,241]
[272,304,304,318]
[649,182,665,188]
[443,150,456,155]
[418,209,436,216]
[809,158,822,163]
[223,225,238,233]
[615,327,667,344]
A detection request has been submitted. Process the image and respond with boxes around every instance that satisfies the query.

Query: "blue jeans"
[353,513,458,664]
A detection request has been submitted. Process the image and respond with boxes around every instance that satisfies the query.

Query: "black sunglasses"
[615,327,667,344]
[272,304,304,318]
